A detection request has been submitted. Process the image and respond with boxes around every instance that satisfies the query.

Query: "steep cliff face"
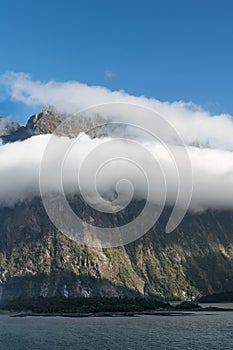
[0,109,233,302]
[1,196,233,301]
[0,198,145,300]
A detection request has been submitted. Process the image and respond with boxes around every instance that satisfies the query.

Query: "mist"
[0,132,233,212]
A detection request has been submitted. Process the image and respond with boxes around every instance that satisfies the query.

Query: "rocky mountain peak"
[25,106,64,135]
[1,107,110,143]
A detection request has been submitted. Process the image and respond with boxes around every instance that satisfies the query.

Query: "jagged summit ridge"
[1,106,110,143]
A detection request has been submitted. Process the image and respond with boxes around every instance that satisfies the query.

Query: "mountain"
[1,106,109,143]
[0,116,20,138]
[1,108,66,143]
[1,109,233,302]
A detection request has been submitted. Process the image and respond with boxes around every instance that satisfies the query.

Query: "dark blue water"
[0,312,233,349]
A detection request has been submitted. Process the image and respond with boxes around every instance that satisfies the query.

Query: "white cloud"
[0,72,233,213]
[1,72,233,151]
[0,133,233,212]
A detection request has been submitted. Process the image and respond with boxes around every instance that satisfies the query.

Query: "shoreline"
[9,307,233,318]
[10,311,195,318]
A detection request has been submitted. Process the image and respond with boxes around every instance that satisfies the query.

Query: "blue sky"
[0,0,233,123]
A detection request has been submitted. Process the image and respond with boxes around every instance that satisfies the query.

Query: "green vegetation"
[0,297,170,313]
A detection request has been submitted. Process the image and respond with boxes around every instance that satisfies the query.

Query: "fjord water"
[0,312,233,350]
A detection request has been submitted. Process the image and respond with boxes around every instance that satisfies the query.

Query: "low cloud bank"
[0,133,233,212]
